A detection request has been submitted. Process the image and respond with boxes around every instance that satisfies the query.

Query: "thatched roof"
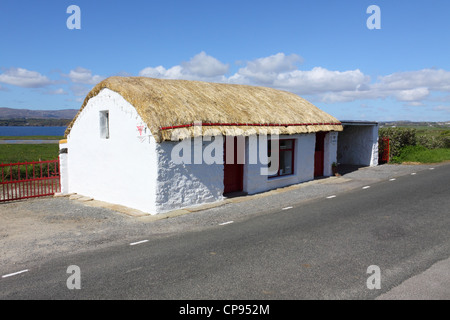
[65,77,342,142]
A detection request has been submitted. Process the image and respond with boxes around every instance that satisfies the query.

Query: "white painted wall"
[337,124,379,166]
[323,131,339,176]
[155,138,225,213]
[244,133,316,194]
[66,88,158,214]
[58,141,69,194]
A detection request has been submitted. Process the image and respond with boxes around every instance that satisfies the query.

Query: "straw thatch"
[65,77,342,142]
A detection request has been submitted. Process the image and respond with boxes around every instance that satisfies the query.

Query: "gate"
[1,159,60,202]
[380,137,390,163]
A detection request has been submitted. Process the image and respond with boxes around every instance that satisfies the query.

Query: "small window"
[99,110,110,139]
[268,139,295,178]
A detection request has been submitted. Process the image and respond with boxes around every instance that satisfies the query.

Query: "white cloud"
[45,88,67,95]
[318,69,450,103]
[181,51,229,77]
[432,105,450,113]
[138,52,450,107]
[139,51,229,81]
[228,53,370,96]
[376,69,450,92]
[0,67,52,88]
[67,67,105,85]
[70,84,91,97]
[139,65,183,79]
[274,67,369,95]
[393,87,430,102]
[229,53,304,86]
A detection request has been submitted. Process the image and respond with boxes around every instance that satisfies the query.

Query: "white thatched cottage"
[59,77,343,215]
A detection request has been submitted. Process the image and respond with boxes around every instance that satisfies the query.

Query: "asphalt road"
[1,164,449,301]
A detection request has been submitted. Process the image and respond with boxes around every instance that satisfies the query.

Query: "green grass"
[0,144,59,163]
[0,136,63,140]
[392,145,450,164]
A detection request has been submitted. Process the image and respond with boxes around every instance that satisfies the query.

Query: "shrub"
[378,127,417,160]
[417,135,446,149]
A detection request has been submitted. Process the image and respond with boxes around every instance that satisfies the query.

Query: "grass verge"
[0,144,59,163]
[392,145,450,164]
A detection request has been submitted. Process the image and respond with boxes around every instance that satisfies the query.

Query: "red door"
[223,137,244,194]
[314,132,326,177]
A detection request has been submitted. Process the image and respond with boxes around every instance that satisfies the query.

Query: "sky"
[1,0,450,122]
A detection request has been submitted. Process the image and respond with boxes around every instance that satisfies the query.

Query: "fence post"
[59,139,69,194]
[381,137,390,163]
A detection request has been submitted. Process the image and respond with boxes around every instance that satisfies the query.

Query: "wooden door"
[223,137,244,194]
[314,132,326,177]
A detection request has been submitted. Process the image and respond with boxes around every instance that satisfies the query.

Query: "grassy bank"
[391,146,450,164]
[0,144,59,163]
[379,125,450,164]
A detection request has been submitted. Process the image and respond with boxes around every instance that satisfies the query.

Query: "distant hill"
[379,121,450,128]
[0,108,78,126]
[0,107,78,120]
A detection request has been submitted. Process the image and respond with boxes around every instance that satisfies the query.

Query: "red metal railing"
[0,159,60,202]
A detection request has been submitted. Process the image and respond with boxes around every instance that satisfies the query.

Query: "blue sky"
[1,0,450,121]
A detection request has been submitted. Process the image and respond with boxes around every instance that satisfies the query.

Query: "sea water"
[0,126,67,136]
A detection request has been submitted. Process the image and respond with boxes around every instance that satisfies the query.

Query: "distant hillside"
[0,107,78,120]
[379,121,450,128]
[0,108,78,126]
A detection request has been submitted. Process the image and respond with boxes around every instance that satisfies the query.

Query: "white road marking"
[130,240,149,246]
[411,172,417,175]
[389,178,396,181]
[429,168,435,170]
[2,269,29,278]
[326,195,336,199]
[282,206,293,210]
[362,186,371,189]
[219,221,234,226]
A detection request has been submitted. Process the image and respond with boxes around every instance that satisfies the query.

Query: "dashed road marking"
[219,221,234,226]
[326,195,336,199]
[362,186,371,189]
[2,269,29,279]
[282,206,293,210]
[411,172,417,175]
[130,240,149,246]
[389,178,396,181]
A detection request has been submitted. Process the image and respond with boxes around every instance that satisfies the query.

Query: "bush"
[378,127,417,160]
[416,135,446,149]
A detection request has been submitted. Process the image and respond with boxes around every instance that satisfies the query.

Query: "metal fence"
[0,159,60,202]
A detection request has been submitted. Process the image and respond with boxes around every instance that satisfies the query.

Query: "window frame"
[99,110,110,139]
[267,138,295,179]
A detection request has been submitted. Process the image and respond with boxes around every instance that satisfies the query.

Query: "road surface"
[0,164,449,301]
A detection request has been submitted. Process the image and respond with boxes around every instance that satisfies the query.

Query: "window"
[99,111,110,139]
[268,139,295,178]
